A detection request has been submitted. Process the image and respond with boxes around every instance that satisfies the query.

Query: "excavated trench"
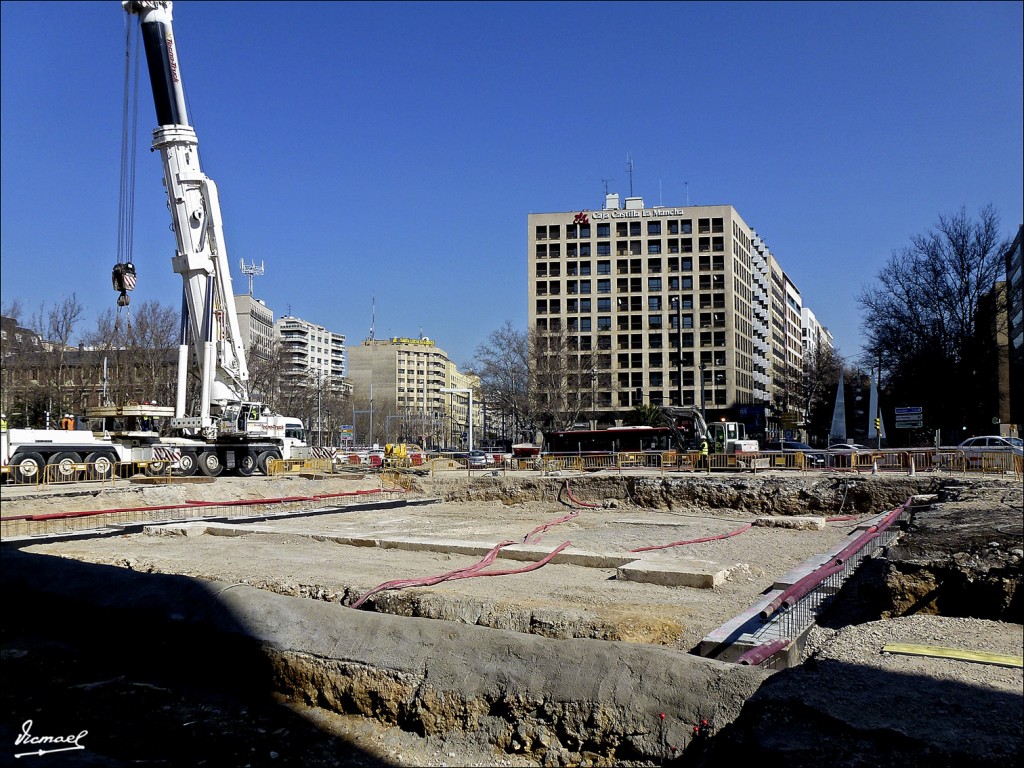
[3,473,1020,767]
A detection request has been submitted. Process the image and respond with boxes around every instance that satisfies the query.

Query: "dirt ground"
[2,469,1021,766]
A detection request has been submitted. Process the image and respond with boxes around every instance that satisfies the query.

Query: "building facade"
[233,295,275,361]
[273,315,347,391]
[347,337,481,448]
[528,193,814,431]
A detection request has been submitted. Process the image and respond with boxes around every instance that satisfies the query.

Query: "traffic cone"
[908,457,916,477]
[871,461,878,475]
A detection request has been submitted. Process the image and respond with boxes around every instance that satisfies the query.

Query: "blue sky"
[2,1,1022,369]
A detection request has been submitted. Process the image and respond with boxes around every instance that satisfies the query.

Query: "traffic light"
[874,417,881,432]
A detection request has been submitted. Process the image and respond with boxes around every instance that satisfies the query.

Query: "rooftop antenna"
[602,178,613,195]
[685,181,689,206]
[369,295,376,341]
[239,259,264,296]
[626,153,634,197]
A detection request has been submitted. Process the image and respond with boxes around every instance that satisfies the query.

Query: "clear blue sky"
[2,1,1022,369]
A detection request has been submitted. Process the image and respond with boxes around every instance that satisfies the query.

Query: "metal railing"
[746,499,914,667]
[1,482,408,540]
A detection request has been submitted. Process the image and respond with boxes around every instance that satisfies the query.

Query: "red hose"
[760,497,913,621]
[563,480,600,508]
[523,509,580,544]
[737,638,790,666]
[350,539,571,609]
[628,522,752,553]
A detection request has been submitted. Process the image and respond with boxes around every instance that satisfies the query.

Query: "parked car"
[956,436,1023,468]
[827,443,872,453]
[761,440,826,466]
[827,442,872,468]
[450,450,488,467]
[466,450,489,468]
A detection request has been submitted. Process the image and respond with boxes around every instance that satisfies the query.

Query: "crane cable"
[113,15,141,333]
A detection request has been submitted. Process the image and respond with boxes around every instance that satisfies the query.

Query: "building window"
[597,260,611,274]
[647,221,662,236]
[597,223,610,237]
[597,317,611,330]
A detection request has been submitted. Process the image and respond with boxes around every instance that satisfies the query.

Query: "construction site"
[2,465,1021,767]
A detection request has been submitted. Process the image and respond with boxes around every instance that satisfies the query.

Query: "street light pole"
[699,361,707,423]
[674,296,683,407]
[440,387,473,450]
[591,367,597,429]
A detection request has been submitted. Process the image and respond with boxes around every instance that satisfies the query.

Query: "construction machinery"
[2,2,306,483]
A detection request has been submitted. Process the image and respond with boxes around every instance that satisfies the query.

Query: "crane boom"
[124,0,248,436]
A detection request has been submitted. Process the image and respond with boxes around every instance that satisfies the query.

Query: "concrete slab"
[617,558,734,589]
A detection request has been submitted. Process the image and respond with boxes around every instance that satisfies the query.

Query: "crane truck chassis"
[1,404,306,483]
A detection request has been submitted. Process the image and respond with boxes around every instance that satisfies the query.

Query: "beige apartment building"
[347,337,482,449]
[528,193,805,431]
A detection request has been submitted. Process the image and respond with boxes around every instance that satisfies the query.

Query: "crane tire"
[198,451,223,477]
[256,449,280,475]
[85,452,116,481]
[48,452,84,482]
[176,452,198,477]
[13,452,46,484]
[235,451,256,477]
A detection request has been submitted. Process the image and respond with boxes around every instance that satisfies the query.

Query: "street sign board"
[894,421,922,429]
[895,407,923,415]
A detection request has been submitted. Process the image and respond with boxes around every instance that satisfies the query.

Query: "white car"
[956,436,1023,468]
[827,443,872,468]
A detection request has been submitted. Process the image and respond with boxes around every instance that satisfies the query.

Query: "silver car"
[956,436,1023,469]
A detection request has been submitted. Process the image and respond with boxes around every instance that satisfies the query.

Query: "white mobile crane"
[118,0,306,476]
[1,1,306,483]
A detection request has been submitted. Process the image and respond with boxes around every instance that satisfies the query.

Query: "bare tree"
[24,294,85,421]
[472,321,532,442]
[859,205,1010,438]
[530,326,597,431]
[800,344,845,446]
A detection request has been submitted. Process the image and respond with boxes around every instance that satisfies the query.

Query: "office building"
[528,193,818,431]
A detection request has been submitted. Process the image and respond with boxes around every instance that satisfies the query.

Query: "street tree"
[472,321,532,443]
[530,325,597,431]
[801,344,845,445]
[859,205,1010,439]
